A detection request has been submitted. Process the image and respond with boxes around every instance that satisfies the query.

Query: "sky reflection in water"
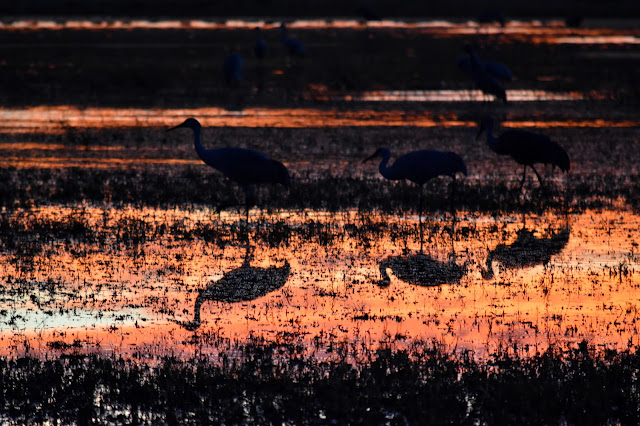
[1,19,639,45]
[0,206,638,360]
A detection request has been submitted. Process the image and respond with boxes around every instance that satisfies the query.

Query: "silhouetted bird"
[463,45,507,103]
[481,226,570,279]
[363,147,467,251]
[254,27,267,59]
[476,117,570,190]
[280,22,306,57]
[458,47,512,82]
[356,6,381,21]
[174,245,290,330]
[565,15,583,28]
[223,49,243,87]
[168,118,290,220]
[478,9,506,26]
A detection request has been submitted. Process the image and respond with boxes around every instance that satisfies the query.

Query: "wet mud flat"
[0,19,639,423]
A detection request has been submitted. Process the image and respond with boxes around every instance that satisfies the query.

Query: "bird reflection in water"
[376,218,467,287]
[377,252,466,288]
[174,244,290,331]
[481,221,570,280]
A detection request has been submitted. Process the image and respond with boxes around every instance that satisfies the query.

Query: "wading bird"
[363,147,467,252]
[168,118,290,221]
[280,23,306,57]
[223,49,243,87]
[463,45,507,102]
[476,117,570,191]
[254,27,267,59]
[458,47,512,83]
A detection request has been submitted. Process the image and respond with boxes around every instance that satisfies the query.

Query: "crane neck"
[484,120,498,149]
[190,125,209,162]
[377,149,399,180]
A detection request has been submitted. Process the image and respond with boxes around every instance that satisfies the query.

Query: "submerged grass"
[1,342,639,424]
[0,167,636,213]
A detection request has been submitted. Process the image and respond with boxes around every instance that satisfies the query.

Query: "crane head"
[362,147,390,164]
[273,160,291,190]
[448,152,468,176]
[167,117,201,132]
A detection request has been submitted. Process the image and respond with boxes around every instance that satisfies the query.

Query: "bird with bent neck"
[168,118,290,220]
[363,147,467,252]
[476,117,570,191]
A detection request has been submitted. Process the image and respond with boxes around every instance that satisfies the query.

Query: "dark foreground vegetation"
[2,342,639,424]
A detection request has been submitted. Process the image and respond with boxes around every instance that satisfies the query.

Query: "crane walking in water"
[363,147,467,252]
[476,117,570,191]
[168,118,290,222]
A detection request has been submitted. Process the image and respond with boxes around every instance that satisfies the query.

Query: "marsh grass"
[1,341,639,425]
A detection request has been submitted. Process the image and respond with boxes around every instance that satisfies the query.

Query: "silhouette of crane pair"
[168,117,570,237]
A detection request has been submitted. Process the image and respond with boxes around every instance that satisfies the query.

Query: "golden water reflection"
[2,19,639,45]
[1,105,637,136]
[0,206,638,360]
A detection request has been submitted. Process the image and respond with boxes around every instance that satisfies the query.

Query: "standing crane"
[457,46,512,83]
[223,48,243,88]
[363,147,467,252]
[476,117,570,191]
[280,22,306,57]
[254,27,267,59]
[168,118,290,222]
[462,45,508,103]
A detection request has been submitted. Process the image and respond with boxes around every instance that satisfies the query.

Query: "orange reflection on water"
[1,19,639,44]
[0,206,638,360]
[1,106,638,136]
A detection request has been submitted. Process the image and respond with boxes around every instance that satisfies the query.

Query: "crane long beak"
[167,123,186,132]
[362,153,378,164]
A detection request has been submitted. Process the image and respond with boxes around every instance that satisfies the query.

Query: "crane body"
[477,118,570,189]
[168,118,289,219]
[364,147,467,252]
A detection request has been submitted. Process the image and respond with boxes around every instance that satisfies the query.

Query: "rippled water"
[1,206,638,360]
[0,17,638,362]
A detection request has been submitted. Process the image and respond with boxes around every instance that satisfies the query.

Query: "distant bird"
[168,118,290,220]
[463,45,507,103]
[356,6,381,21]
[458,47,512,82]
[280,23,306,57]
[253,27,267,59]
[223,49,243,87]
[477,9,506,26]
[173,245,290,331]
[564,15,583,28]
[476,117,570,190]
[363,147,467,251]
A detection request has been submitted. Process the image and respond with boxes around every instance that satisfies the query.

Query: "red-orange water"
[1,207,638,360]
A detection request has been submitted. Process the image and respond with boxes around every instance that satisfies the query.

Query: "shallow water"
[0,206,638,360]
[0,16,639,363]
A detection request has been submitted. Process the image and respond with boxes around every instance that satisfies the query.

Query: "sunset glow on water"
[2,19,639,45]
[1,206,638,360]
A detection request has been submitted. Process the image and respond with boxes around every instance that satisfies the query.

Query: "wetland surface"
[0,16,639,423]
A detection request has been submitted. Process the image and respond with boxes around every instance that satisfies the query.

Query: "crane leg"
[418,185,424,254]
[518,165,527,192]
[531,165,544,189]
[449,177,457,254]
